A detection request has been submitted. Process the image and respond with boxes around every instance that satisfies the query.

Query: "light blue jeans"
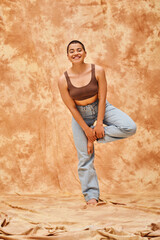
[72,99,137,202]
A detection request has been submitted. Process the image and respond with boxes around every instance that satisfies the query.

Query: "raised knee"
[130,122,137,135]
[126,122,137,135]
[120,122,137,136]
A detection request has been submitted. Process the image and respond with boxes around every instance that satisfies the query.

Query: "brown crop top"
[64,64,98,101]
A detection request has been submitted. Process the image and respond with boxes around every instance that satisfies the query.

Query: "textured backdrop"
[0,0,159,195]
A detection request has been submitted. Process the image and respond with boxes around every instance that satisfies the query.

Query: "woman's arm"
[58,75,97,142]
[94,65,107,139]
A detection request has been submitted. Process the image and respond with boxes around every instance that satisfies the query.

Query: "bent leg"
[72,117,99,202]
[98,101,137,143]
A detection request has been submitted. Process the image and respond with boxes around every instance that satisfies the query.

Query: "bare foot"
[87,140,93,154]
[87,199,98,205]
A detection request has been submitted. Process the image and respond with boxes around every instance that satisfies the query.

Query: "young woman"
[58,40,136,205]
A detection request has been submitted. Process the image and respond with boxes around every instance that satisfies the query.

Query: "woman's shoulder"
[94,64,105,77]
[59,73,65,83]
[94,64,104,71]
[59,66,70,80]
[58,70,68,88]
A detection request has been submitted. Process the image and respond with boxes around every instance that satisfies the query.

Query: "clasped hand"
[85,127,96,142]
[94,123,105,139]
[85,123,104,142]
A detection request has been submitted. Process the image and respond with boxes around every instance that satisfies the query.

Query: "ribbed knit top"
[64,64,98,101]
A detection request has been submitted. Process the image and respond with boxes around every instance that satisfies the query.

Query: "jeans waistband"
[76,99,98,110]
[76,99,99,118]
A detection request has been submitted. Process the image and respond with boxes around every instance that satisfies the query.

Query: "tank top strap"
[64,71,72,88]
[91,64,95,80]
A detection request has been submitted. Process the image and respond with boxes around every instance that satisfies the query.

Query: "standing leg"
[72,117,99,202]
[98,100,137,143]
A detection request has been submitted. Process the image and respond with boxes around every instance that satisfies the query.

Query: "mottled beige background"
[0,0,159,195]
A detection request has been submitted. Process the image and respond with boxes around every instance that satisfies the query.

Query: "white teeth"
[73,56,81,59]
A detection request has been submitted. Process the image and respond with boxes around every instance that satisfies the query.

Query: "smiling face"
[67,43,87,64]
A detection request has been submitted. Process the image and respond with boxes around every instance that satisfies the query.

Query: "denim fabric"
[72,100,136,202]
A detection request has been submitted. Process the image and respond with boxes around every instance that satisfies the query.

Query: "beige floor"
[0,193,159,239]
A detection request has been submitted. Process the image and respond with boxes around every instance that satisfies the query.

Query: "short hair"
[67,40,86,54]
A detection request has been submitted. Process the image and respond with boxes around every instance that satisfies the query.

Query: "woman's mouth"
[72,55,81,60]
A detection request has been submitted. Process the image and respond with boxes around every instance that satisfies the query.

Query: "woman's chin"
[72,60,84,65]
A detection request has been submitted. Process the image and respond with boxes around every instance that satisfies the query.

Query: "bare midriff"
[74,94,98,106]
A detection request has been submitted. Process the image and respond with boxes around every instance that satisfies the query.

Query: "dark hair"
[67,40,86,54]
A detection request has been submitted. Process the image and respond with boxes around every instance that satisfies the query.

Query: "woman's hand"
[84,127,97,142]
[94,122,105,139]
[87,140,94,154]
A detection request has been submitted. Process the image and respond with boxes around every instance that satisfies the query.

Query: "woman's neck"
[71,62,87,74]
